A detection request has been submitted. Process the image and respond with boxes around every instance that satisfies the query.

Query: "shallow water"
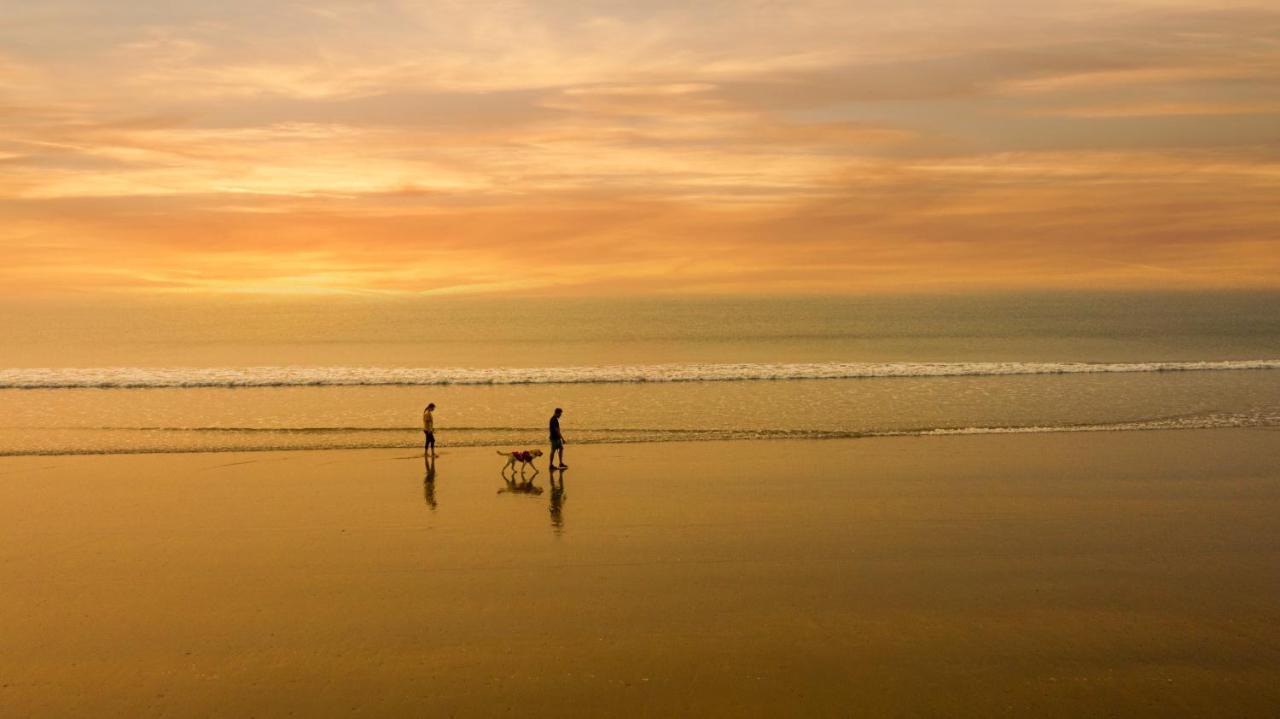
[2,292,1278,455]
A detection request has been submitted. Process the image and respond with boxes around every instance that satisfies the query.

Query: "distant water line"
[3,359,1280,390]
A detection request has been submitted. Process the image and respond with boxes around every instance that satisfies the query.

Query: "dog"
[498,449,543,477]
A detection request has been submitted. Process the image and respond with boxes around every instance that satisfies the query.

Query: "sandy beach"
[3,429,1279,716]
[6,0,1280,713]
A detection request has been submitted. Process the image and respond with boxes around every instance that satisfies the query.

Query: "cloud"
[0,1,1277,295]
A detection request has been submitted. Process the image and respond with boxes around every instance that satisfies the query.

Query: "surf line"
[2,359,1279,389]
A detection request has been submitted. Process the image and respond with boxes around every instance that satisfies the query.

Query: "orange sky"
[2,1,1278,296]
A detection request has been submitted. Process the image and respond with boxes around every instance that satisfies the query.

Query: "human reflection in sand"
[423,455,437,511]
[548,468,566,533]
[498,473,543,496]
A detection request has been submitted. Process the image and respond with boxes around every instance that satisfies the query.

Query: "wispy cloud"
[0,1,1277,295]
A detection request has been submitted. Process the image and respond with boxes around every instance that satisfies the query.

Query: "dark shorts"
[424,431,435,443]
[550,437,563,450]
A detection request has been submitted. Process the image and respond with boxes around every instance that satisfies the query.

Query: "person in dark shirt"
[549,407,567,469]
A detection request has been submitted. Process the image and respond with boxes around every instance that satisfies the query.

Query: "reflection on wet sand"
[423,455,437,510]
[498,473,543,496]
[548,468,566,532]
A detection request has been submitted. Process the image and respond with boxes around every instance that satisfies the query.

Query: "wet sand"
[2,430,1279,716]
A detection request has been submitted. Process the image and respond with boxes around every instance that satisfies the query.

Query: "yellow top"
[423,409,434,431]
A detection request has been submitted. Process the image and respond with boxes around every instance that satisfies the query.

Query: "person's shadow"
[423,455,437,511]
[548,468,566,532]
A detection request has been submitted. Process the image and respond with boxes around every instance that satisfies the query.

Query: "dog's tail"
[496,450,510,456]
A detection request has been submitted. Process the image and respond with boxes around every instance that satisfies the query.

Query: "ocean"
[2,291,1278,456]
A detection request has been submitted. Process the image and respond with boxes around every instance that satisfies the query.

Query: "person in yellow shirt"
[423,402,437,458]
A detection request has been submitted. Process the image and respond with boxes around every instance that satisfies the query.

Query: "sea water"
[1,292,1278,455]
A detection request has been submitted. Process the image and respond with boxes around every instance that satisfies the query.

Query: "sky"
[1,0,1278,296]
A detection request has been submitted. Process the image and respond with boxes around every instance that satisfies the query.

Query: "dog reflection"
[498,474,543,496]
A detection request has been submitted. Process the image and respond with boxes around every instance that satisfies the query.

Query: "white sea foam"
[1,360,1278,389]
[3,360,1280,389]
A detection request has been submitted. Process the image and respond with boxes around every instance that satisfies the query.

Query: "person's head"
[427,403,435,411]
[553,407,563,417]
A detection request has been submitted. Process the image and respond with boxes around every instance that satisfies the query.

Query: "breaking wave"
[3,359,1279,389]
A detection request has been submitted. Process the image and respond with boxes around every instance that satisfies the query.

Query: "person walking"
[423,402,438,458]
[549,407,567,469]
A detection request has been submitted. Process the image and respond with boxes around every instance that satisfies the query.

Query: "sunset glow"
[3,1,1278,295]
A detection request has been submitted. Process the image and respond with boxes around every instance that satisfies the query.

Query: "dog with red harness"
[498,449,543,478]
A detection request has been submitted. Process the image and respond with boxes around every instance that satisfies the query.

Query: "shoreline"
[1,421,1276,459]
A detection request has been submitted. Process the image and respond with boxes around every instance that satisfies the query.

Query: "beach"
[4,429,1279,716]
[6,0,1280,713]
